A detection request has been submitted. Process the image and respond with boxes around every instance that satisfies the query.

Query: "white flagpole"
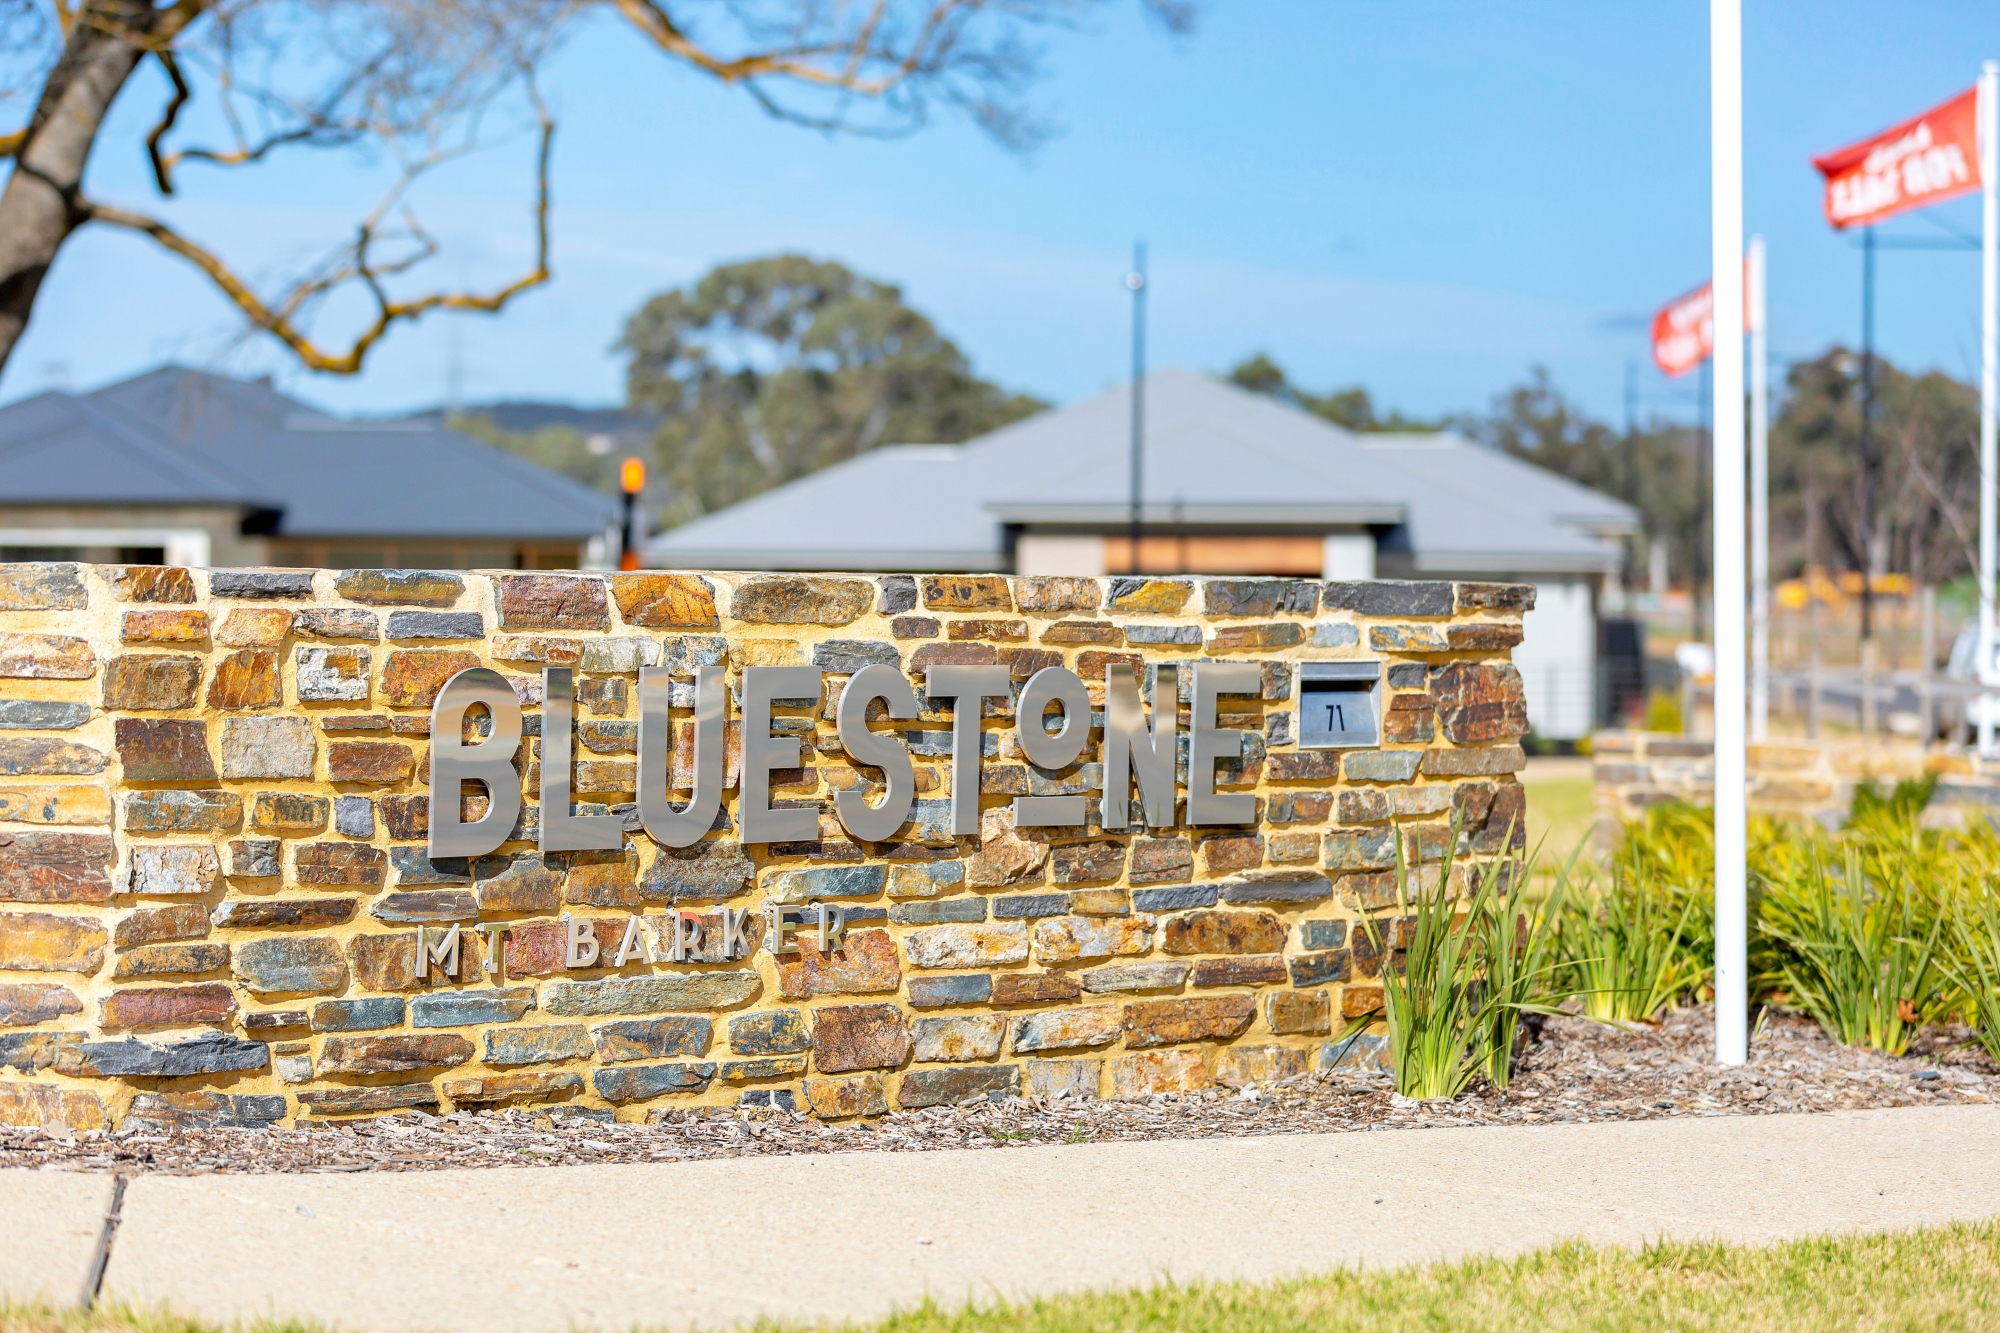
[1980,60,1998,761]
[1710,0,1748,1066]
[1750,236,1769,742]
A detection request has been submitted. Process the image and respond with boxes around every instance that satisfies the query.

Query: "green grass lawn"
[12,1222,2000,1333]
[1521,761,1598,863]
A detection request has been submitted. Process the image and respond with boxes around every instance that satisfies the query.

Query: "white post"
[1750,235,1770,742]
[1980,60,1998,760]
[1710,0,1748,1067]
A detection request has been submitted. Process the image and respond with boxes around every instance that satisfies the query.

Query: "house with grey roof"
[0,367,620,572]
[648,367,1638,737]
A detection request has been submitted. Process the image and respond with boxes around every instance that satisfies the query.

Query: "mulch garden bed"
[1,1005,1990,1176]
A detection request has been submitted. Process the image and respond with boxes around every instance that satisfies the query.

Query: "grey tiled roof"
[0,367,619,540]
[648,367,1637,573]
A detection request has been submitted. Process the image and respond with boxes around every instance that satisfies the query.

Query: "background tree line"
[1229,348,1983,597]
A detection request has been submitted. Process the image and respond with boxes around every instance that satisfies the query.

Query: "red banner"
[1651,281,1714,378]
[1813,86,1982,230]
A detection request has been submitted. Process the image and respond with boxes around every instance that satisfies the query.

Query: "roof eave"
[986,503,1406,525]
[641,546,1003,572]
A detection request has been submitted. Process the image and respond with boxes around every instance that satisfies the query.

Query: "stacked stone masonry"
[1591,728,2000,838]
[0,564,1533,1130]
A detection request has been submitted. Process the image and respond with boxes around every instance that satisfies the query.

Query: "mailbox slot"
[1296,661,1382,750]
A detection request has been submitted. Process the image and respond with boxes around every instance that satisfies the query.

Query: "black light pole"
[1857,223,1877,641]
[1126,242,1147,574]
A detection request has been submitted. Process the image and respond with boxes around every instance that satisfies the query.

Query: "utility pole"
[1126,243,1148,576]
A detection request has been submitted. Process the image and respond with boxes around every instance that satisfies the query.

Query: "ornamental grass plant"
[1942,889,2000,1067]
[1350,821,1564,1098]
[1755,848,1949,1056]
[1555,854,1708,1025]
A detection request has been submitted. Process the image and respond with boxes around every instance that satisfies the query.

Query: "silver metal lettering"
[740,666,823,844]
[765,903,802,956]
[426,667,523,859]
[563,912,599,969]
[1012,665,1092,828]
[1187,662,1261,825]
[667,911,706,963]
[833,663,919,842]
[716,906,752,960]
[815,901,847,952]
[478,922,511,975]
[613,914,651,966]
[637,664,725,847]
[924,664,1013,836]
[539,667,624,853]
[1102,662,1178,829]
[416,923,461,980]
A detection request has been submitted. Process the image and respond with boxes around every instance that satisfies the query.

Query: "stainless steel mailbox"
[1296,661,1382,749]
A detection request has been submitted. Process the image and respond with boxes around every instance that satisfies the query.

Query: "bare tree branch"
[81,91,553,374]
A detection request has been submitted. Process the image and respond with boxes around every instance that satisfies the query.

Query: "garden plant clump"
[1353,775,2000,1102]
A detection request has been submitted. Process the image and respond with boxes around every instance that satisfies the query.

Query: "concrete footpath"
[5,1105,1999,1332]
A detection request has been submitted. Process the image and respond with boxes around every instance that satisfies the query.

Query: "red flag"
[1813,86,1982,230]
[1651,281,1714,378]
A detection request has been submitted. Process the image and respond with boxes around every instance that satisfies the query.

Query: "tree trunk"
[0,1,155,377]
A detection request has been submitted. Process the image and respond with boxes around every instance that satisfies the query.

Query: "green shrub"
[1845,773,1938,830]
[1755,848,1949,1055]
[1642,688,1683,734]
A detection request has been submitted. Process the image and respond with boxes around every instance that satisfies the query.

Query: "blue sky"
[8,1,1998,425]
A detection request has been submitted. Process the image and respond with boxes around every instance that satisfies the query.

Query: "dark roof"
[651,367,1638,574]
[0,366,619,541]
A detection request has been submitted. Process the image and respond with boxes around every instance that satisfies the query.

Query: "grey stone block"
[1322,580,1454,617]
[1301,919,1348,950]
[907,974,992,1007]
[1310,622,1359,648]
[0,700,89,730]
[313,997,407,1031]
[890,898,988,925]
[875,575,918,614]
[812,640,901,673]
[334,795,374,838]
[411,989,534,1027]
[593,1062,717,1101]
[992,893,1069,919]
[386,611,485,640]
[1123,625,1202,645]
[72,1031,267,1077]
[1131,885,1218,912]
[209,570,314,599]
[123,1092,288,1129]
[1343,750,1423,782]
[1216,870,1332,905]
[389,847,473,886]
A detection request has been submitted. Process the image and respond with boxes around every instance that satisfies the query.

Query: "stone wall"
[1591,730,1998,834]
[0,564,1533,1130]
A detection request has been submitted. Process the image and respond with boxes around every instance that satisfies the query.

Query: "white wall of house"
[1515,578,1596,740]
[1321,533,1375,580]
[1014,534,1107,577]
